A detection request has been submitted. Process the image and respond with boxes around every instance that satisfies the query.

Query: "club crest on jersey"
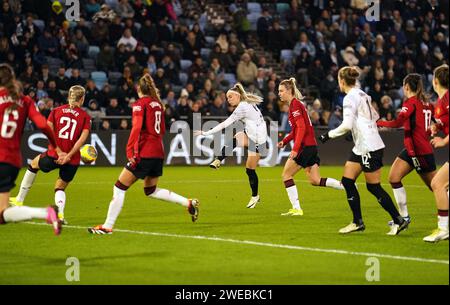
[400,106,409,113]
[133,105,142,112]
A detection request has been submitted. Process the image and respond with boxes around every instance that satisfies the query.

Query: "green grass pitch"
[0,166,448,285]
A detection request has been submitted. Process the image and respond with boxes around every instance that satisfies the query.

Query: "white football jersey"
[203,101,268,144]
[329,87,385,155]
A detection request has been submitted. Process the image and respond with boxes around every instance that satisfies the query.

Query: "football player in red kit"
[11,85,91,224]
[377,74,436,227]
[0,64,62,235]
[424,64,449,242]
[277,78,344,216]
[89,74,199,234]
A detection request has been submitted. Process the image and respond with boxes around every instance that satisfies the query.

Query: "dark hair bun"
[348,67,360,78]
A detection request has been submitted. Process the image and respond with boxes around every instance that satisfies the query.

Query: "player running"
[319,66,408,235]
[88,74,199,234]
[194,83,267,208]
[11,85,91,224]
[277,78,344,216]
[376,74,436,227]
[0,64,62,235]
[424,64,449,242]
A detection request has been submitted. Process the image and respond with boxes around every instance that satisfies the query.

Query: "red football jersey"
[377,96,433,156]
[282,98,317,153]
[47,104,91,165]
[0,88,57,168]
[435,90,449,136]
[126,97,165,159]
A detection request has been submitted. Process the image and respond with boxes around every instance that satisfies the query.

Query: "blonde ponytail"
[228,83,263,104]
[68,85,85,108]
[280,77,304,100]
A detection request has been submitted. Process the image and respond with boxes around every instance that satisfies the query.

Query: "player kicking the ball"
[320,67,407,235]
[194,83,267,208]
[10,85,91,225]
[89,74,199,234]
[0,64,62,235]
[277,78,344,216]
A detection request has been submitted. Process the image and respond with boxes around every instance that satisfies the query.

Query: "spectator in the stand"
[116,0,135,19]
[279,103,290,132]
[38,29,59,57]
[64,43,83,69]
[19,65,38,88]
[308,58,326,87]
[188,56,207,78]
[109,16,124,43]
[176,91,191,117]
[72,29,89,57]
[163,90,177,109]
[157,18,173,43]
[227,44,240,72]
[36,80,48,100]
[106,98,124,129]
[293,32,316,58]
[37,100,49,117]
[146,55,157,76]
[328,105,343,129]
[139,19,158,46]
[341,46,359,67]
[257,8,272,46]
[263,101,278,121]
[379,95,396,121]
[286,20,301,49]
[46,80,63,105]
[101,119,111,131]
[125,55,142,79]
[91,18,110,46]
[114,43,130,70]
[67,68,86,87]
[86,99,104,120]
[237,52,257,86]
[97,44,115,72]
[85,79,104,106]
[119,119,129,130]
[267,21,285,59]
[183,31,201,61]
[117,28,138,52]
[209,95,227,116]
[55,66,69,91]
[254,68,267,95]
[93,4,117,23]
[101,83,115,108]
[216,32,229,54]
[368,81,384,109]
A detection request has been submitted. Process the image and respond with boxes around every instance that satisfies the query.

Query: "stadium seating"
[180,59,193,72]
[200,48,212,61]
[88,46,100,60]
[108,71,123,85]
[247,2,262,14]
[91,71,108,89]
[280,49,294,65]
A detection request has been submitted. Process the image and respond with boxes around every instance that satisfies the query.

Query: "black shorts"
[0,163,20,193]
[38,154,79,183]
[293,146,321,168]
[349,149,384,173]
[398,149,436,174]
[126,158,164,180]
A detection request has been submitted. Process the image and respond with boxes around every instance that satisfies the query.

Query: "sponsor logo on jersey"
[150,101,162,109]
[292,110,301,117]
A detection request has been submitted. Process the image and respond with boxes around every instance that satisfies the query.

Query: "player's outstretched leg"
[144,185,199,222]
[246,168,260,208]
[0,203,62,235]
[305,164,344,190]
[281,159,303,216]
[210,138,237,169]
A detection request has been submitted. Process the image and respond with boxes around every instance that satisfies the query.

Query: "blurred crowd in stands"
[0,0,448,131]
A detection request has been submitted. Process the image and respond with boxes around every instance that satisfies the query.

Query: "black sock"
[218,138,237,161]
[366,183,402,224]
[246,168,258,197]
[341,177,363,225]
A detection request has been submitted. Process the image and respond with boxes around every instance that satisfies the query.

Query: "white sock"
[392,186,408,217]
[148,188,189,207]
[3,206,47,223]
[103,186,126,230]
[438,215,449,231]
[16,169,37,203]
[55,190,66,215]
[285,185,301,210]
[324,178,345,190]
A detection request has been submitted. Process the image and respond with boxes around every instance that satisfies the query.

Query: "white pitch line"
[25,222,448,265]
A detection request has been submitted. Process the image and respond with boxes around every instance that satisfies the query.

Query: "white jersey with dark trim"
[329,87,385,155]
[203,101,268,144]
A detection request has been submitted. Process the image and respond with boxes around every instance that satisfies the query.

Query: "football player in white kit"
[319,67,408,235]
[195,83,267,208]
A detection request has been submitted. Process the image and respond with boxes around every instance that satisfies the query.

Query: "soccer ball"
[80,144,97,164]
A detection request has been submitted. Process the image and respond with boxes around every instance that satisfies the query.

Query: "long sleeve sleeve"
[329,97,355,139]
[126,104,144,159]
[203,104,245,136]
